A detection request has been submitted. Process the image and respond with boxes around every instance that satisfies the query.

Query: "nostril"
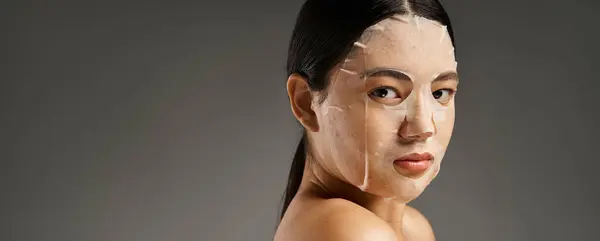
[407,131,433,140]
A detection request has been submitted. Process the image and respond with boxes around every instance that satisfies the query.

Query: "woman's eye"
[432,89,454,103]
[369,87,400,99]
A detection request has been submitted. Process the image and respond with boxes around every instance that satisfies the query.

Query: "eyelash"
[370,85,401,98]
[368,86,457,98]
[435,88,456,94]
[374,85,397,91]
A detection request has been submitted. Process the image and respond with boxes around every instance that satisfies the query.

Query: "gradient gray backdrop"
[3,0,599,240]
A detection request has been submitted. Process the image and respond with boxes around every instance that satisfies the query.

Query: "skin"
[275,14,458,241]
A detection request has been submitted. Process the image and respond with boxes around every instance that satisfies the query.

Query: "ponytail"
[279,132,307,220]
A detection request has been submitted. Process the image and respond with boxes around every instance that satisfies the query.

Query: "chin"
[393,185,429,202]
[370,163,440,203]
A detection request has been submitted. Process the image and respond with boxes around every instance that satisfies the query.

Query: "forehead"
[353,15,456,77]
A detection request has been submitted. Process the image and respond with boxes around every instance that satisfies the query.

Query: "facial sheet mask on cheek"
[314,42,368,190]
[321,14,457,203]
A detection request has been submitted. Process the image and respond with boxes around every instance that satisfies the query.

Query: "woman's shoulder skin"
[275,197,397,241]
[275,197,435,241]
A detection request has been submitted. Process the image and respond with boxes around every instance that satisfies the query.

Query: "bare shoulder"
[276,198,397,241]
[403,205,436,241]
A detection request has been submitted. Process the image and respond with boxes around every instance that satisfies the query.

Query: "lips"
[393,152,434,175]
[396,153,434,162]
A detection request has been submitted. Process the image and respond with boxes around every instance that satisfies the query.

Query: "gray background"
[3,0,599,240]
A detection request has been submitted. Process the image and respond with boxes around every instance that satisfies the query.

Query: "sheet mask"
[313,14,458,203]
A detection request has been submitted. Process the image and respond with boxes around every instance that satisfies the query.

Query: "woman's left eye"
[432,89,454,103]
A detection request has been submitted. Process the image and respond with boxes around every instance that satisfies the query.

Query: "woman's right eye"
[368,86,403,105]
[369,87,400,99]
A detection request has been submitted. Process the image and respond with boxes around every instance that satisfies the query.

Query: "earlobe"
[287,73,320,132]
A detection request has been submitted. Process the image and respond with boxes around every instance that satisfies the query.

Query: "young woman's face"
[311,15,459,202]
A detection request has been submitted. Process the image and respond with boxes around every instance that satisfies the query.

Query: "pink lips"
[394,152,434,174]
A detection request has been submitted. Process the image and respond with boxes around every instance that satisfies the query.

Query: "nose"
[398,93,436,142]
[398,118,435,141]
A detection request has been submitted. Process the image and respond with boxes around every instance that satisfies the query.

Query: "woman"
[274,0,458,240]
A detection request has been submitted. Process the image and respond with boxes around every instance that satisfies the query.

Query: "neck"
[298,155,406,230]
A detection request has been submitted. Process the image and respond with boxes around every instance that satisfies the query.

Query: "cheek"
[318,89,369,151]
[317,101,367,160]
[335,103,404,156]
[433,106,455,149]
[365,109,403,153]
[316,103,370,186]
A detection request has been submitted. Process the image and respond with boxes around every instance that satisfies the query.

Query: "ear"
[287,73,319,132]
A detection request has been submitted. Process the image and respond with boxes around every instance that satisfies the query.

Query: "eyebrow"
[360,67,459,83]
[359,68,412,81]
[432,71,460,83]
